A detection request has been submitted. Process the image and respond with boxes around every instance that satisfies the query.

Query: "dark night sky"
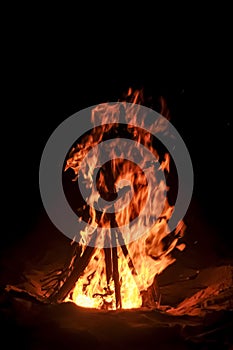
[3,46,232,258]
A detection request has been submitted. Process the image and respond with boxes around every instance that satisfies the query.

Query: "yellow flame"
[64,90,185,309]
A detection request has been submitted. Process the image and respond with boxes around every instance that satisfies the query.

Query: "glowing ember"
[64,89,185,309]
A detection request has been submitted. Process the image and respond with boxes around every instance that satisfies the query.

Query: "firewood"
[104,247,112,287]
[117,229,137,276]
[50,231,97,303]
[112,246,122,309]
[111,230,122,309]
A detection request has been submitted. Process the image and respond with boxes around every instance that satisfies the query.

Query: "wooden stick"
[104,247,112,287]
[117,229,137,276]
[50,231,97,303]
[112,246,122,309]
[111,229,122,309]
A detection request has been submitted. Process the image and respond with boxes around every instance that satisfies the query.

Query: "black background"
[2,42,232,258]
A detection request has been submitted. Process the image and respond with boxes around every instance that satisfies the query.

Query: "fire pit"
[1,89,233,349]
[38,89,189,310]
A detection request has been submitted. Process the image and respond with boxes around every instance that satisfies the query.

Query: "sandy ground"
[1,200,233,349]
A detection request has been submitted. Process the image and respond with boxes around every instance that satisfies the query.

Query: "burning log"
[48,218,134,309]
[141,275,161,308]
[49,231,97,303]
[112,245,122,308]
[117,229,137,276]
[104,247,112,287]
[40,243,82,297]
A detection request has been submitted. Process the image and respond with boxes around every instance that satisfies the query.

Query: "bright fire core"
[64,90,185,310]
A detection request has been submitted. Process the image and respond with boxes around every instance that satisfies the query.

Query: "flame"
[64,89,185,309]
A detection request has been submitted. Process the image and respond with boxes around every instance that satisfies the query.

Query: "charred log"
[49,231,97,303]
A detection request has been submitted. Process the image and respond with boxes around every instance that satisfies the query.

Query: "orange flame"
[64,89,185,309]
